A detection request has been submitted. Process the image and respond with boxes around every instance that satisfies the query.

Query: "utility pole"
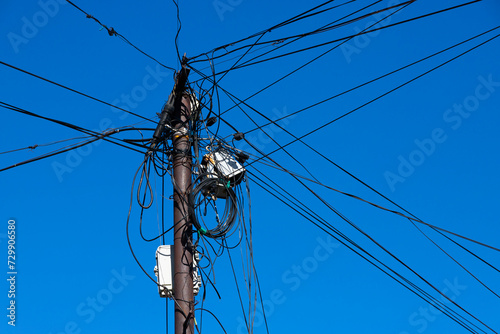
[151,58,193,334]
[171,63,194,334]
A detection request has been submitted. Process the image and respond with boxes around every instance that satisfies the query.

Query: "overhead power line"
[0,134,112,173]
[247,169,488,334]
[65,0,176,72]
[0,60,155,123]
[194,0,413,65]
[241,31,500,176]
[188,0,358,62]
[241,25,500,135]
[0,101,149,159]
[203,0,482,74]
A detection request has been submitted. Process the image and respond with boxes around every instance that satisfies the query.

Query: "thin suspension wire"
[0,60,155,122]
[65,0,176,72]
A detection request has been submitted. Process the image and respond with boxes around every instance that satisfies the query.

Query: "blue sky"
[1,0,500,333]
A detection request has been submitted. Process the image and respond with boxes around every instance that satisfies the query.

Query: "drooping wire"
[0,60,156,122]
[64,0,176,72]
[240,25,500,136]
[408,218,500,299]
[212,1,482,72]
[246,169,486,334]
[189,0,361,62]
[238,31,500,177]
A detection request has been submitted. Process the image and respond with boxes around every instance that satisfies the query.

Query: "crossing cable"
[215,89,321,183]
[0,60,155,123]
[212,30,500,252]
[188,0,385,87]
[238,31,500,187]
[0,134,113,173]
[243,134,496,333]
[246,168,483,334]
[211,27,500,255]
[408,219,500,299]
[437,230,500,273]
[0,101,149,154]
[200,0,413,65]
[236,151,500,253]
[236,32,500,254]
[193,0,415,118]
[216,0,482,72]
[194,27,500,252]
[0,136,90,155]
[194,0,356,74]
[65,0,176,72]
[240,25,500,136]
[188,0,358,63]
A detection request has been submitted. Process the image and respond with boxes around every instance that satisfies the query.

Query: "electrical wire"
[239,31,500,178]
[247,169,488,334]
[0,60,156,122]
[65,0,176,72]
[0,135,91,155]
[189,0,363,62]
[212,1,481,72]
[241,25,500,136]
[0,132,116,173]
[188,0,414,118]
[0,101,151,158]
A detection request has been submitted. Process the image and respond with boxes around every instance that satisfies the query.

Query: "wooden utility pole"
[171,63,194,334]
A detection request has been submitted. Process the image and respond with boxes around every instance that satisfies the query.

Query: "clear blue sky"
[1,0,500,333]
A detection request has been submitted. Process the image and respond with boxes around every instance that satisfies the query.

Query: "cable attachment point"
[233,132,244,141]
[206,116,217,127]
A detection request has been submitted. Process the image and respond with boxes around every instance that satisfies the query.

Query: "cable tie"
[199,227,207,235]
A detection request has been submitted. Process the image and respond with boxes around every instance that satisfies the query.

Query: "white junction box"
[154,245,202,298]
[154,245,174,298]
[203,151,245,183]
[202,150,246,198]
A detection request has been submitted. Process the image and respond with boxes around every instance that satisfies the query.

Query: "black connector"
[235,152,249,164]
[233,132,245,141]
[206,116,217,127]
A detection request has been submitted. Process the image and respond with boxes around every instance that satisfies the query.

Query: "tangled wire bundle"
[189,176,239,239]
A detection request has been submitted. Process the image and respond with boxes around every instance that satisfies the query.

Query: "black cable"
[194,308,227,334]
[0,135,91,155]
[201,0,410,65]
[212,1,482,72]
[242,114,494,334]
[409,219,500,299]
[436,230,500,274]
[189,176,239,239]
[0,133,114,173]
[244,154,500,252]
[226,239,250,334]
[189,0,413,118]
[172,0,182,65]
[242,25,500,136]
[240,31,500,178]
[247,169,482,333]
[0,60,155,122]
[65,0,176,72]
[0,101,150,154]
[258,152,497,333]
[189,0,357,62]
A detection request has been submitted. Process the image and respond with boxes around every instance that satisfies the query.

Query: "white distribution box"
[154,245,202,298]
[154,245,174,298]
